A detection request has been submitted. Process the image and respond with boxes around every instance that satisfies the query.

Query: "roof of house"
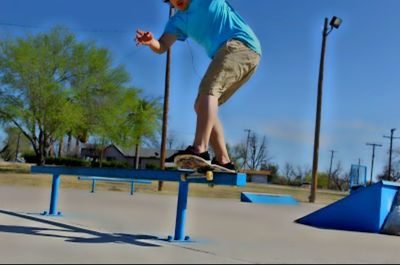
[82,144,177,159]
[241,170,272,176]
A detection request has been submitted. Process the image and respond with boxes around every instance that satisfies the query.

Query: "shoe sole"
[210,163,236,174]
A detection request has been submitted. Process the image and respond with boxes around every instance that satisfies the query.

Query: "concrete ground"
[0,185,399,264]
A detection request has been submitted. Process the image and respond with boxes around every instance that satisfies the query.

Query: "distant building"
[81,144,177,169]
[242,170,272,183]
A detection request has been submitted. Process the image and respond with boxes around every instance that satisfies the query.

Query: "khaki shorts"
[198,39,261,105]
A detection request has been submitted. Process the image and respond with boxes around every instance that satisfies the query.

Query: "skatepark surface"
[0,185,399,264]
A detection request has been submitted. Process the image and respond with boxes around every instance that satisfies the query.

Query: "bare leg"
[209,117,231,164]
[194,94,231,164]
[193,94,218,153]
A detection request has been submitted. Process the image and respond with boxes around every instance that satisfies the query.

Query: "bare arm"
[135,30,177,54]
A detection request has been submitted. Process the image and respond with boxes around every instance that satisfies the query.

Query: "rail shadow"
[0,209,161,247]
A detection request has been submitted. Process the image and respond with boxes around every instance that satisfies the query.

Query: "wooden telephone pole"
[309,16,342,202]
[383,128,400,181]
[158,6,174,191]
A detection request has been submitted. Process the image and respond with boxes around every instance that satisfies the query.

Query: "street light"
[330,16,343,29]
[309,16,343,203]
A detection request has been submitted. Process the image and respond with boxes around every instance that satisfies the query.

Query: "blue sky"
[1,0,399,180]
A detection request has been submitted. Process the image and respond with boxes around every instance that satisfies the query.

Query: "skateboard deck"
[174,154,236,182]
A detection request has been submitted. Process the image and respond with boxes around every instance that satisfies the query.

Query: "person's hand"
[135,29,154,46]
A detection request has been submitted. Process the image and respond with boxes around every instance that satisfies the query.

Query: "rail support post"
[170,180,190,241]
[43,174,62,216]
[130,180,135,195]
[91,179,96,193]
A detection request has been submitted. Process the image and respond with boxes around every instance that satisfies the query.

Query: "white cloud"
[333,120,381,133]
[263,120,316,146]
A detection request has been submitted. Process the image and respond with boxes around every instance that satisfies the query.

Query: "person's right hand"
[135,29,154,46]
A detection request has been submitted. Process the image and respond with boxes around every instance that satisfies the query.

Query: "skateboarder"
[135,0,261,171]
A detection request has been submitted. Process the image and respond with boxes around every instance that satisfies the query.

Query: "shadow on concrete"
[0,209,161,247]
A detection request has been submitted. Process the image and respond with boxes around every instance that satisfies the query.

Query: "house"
[242,169,272,183]
[81,144,177,169]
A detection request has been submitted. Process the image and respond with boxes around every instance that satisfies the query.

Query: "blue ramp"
[296,181,400,233]
[241,192,299,205]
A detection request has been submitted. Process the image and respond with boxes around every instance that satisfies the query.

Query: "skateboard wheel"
[205,171,214,181]
[181,175,187,182]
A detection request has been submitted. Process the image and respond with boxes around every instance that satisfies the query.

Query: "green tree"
[112,90,162,169]
[0,27,132,165]
[0,126,32,161]
[67,41,132,159]
[130,98,162,168]
[0,28,81,164]
[303,172,328,189]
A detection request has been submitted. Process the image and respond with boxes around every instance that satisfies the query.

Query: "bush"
[22,152,38,163]
[23,152,132,168]
[145,163,160,170]
[46,157,91,167]
[22,153,91,167]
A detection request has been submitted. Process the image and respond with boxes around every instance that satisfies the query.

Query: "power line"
[0,21,130,34]
[0,21,144,65]
[185,40,202,81]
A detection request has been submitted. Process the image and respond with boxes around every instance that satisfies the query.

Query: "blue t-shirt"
[164,0,262,59]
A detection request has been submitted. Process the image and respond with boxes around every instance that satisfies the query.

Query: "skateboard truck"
[174,155,221,183]
[180,170,214,182]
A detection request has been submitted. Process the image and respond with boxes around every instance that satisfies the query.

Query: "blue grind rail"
[77,176,152,195]
[31,166,246,242]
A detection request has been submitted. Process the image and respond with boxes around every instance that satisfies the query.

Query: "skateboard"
[174,154,236,182]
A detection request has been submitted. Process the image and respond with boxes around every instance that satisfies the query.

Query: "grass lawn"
[0,161,347,204]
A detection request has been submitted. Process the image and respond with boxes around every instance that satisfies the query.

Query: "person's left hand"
[135,29,154,46]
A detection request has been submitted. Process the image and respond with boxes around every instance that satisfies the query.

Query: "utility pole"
[328,150,336,189]
[243,129,251,170]
[309,16,342,203]
[366,143,382,184]
[158,6,174,191]
[383,128,400,181]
